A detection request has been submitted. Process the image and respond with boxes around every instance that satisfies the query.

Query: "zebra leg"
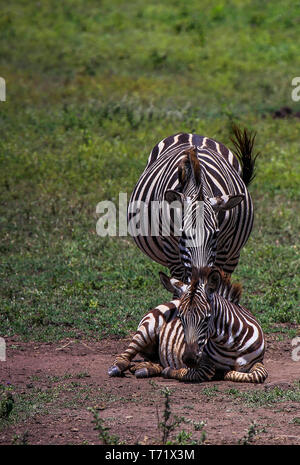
[108,337,149,377]
[108,351,135,377]
[162,362,216,382]
[129,361,164,378]
[108,340,158,377]
[224,362,268,384]
[108,314,158,377]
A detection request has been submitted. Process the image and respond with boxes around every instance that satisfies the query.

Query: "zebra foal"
[108,268,267,383]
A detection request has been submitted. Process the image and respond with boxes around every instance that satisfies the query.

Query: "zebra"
[128,127,258,282]
[108,267,267,383]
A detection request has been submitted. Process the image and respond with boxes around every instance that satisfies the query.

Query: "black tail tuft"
[230,125,259,187]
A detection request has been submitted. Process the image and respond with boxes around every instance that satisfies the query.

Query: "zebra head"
[160,267,222,369]
[164,146,244,282]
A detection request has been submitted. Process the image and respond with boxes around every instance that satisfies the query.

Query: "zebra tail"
[230,124,260,187]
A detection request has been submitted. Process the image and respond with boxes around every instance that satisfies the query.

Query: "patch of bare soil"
[0,333,299,445]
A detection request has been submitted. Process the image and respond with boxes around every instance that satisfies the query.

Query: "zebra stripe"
[108,267,267,384]
[128,131,255,281]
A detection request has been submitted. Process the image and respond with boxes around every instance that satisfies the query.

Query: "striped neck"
[179,198,219,282]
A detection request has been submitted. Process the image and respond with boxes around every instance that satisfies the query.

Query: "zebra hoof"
[135,368,149,378]
[108,366,122,377]
[161,367,172,378]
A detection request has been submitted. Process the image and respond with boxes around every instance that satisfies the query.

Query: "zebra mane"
[178,147,203,200]
[190,266,242,304]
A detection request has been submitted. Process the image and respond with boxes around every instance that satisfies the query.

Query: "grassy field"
[0,0,299,342]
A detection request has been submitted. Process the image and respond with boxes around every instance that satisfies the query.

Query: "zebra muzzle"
[182,343,201,368]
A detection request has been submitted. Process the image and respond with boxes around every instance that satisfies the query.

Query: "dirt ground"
[0,332,299,445]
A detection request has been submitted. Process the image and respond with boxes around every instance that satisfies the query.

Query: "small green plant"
[193,420,207,433]
[88,407,120,445]
[226,387,240,396]
[171,430,198,445]
[157,386,184,444]
[75,372,91,379]
[291,417,300,425]
[182,419,207,444]
[238,421,258,445]
[226,383,300,407]
[0,392,14,420]
[150,380,207,445]
[12,431,29,445]
[202,384,220,397]
[238,421,266,445]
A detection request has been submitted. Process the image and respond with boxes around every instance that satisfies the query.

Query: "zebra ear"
[164,190,184,205]
[206,270,221,299]
[159,272,187,297]
[209,194,245,212]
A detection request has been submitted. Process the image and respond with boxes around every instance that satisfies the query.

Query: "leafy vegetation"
[1,375,299,444]
[0,0,299,341]
[226,383,300,407]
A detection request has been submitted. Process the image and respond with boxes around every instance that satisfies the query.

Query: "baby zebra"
[108,267,268,383]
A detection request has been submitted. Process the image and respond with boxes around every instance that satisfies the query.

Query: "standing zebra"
[108,267,267,383]
[128,127,258,282]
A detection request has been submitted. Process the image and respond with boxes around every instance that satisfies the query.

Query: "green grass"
[0,0,299,341]
[225,382,300,407]
[0,376,133,431]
